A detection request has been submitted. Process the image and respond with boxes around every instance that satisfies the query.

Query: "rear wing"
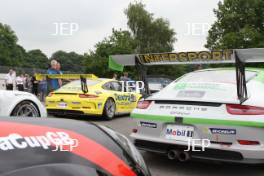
[109,48,264,103]
[35,74,98,93]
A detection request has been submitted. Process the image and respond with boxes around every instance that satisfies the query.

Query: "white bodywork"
[0,90,47,117]
[130,69,264,163]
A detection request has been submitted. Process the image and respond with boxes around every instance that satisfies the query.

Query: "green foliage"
[0,22,49,70]
[51,51,85,72]
[24,49,49,69]
[84,29,136,77]
[123,2,188,79]
[206,0,264,50]
[0,23,22,66]
[125,2,176,53]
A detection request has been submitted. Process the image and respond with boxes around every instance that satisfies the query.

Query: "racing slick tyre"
[11,101,40,117]
[103,98,116,120]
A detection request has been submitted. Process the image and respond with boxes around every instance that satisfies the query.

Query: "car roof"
[192,67,264,73]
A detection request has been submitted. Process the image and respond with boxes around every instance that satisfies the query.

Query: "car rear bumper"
[131,134,264,164]
[47,108,103,116]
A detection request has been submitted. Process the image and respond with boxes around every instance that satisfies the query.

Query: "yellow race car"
[45,76,142,120]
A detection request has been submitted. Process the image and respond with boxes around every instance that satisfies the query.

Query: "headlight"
[99,125,151,176]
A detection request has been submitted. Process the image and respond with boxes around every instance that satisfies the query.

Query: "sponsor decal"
[210,128,236,135]
[139,121,157,128]
[0,132,78,151]
[166,128,193,137]
[114,94,136,102]
[174,82,226,91]
[0,122,136,176]
[177,90,205,98]
[138,50,233,64]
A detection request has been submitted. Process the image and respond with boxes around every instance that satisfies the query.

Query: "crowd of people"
[4,59,63,102]
[5,69,35,92]
[4,59,134,102]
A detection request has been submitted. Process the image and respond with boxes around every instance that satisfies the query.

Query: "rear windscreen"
[178,70,257,84]
[58,80,101,91]
[64,80,100,87]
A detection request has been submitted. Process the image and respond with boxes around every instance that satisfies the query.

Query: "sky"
[0,0,220,57]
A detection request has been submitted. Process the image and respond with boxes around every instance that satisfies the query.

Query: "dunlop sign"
[137,50,234,65]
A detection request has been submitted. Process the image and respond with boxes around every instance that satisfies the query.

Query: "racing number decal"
[0,122,136,176]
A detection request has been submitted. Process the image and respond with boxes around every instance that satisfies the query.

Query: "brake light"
[137,100,152,109]
[79,94,99,98]
[238,140,260,145]
[47,92,53,97]
[226,104,264,115]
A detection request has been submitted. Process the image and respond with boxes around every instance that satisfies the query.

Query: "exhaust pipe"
[167,150,179,160]
[178,151,190,162]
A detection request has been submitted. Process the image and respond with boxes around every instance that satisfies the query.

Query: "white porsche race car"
[0,90,47,117]
[110,48,264,163]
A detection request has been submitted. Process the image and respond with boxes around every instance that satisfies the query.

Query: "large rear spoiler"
[109,48,264,103]
[35,74,98,93]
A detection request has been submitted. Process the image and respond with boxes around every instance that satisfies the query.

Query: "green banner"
[108,56,124,72]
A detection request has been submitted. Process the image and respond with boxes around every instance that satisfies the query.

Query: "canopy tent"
[109,48,264,103]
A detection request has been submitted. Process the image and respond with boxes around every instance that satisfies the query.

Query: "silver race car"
[110,48,264,163]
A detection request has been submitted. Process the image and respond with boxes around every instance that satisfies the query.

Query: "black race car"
[0,117,151,176]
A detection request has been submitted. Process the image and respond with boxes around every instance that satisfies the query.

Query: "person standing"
[31,74,39,96]
[56,61,63,88]
[120,72,131,82]
[112,73,118,80]
[5,69,15,90]
[16,74,24,91]
[47,59,60,93]
[24,74,31,92]
[39,77,47,102]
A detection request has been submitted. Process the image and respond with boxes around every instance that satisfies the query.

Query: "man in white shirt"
[5,69,15,90]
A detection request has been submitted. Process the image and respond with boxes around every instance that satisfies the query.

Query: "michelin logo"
[0,132,78,151]
[210,128,236,135]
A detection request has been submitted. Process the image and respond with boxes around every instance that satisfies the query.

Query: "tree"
[0,23,23,66]
[51,51,85,72]
[85,29,136,77]
[24,49,49,69]
[124,2,186,78]
[125,2,176,53]
[206,0,264,50]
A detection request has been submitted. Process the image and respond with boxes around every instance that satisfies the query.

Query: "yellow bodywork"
[45,78,142,117]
